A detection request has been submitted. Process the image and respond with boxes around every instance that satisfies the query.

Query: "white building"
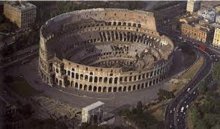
[186,0,200,14]
[198,8,216,23]
[81,101,104,124]
[216,15,220,24]
[212,25,220,47]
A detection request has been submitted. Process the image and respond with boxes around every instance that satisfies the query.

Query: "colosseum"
[39,8,174,93]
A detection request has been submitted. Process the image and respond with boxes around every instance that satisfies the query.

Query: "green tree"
[212,62,220,80]
[157,89,174,100]
[198,81,208,94]
[189,104,201,125]
[195,119,208,129]
[211,124,220,129]
[136,101,143,112]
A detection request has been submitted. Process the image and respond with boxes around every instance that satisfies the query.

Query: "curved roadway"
[165,45,212,129]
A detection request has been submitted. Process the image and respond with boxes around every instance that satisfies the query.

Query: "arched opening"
[118,87,122,92]
[133,23,136,27]
[89,85,92,91]
[104,77,108,83]
[93,86,97,92]
[153,79,156,85]
[75,82,78,89]
[113,87,117,92]
[156,78,159,83]
[55,78,58,84]
[99,77,102,82]
[137,84,140,90]
[80,74,83,80]
[128,86,131,91]
[133,85,136,91]
[59,80,62,85]
[108,87,112,92]
[85,75,88,81]
[76,73,79,79]
[114,77,118,84]
[145,82,148,87]
[94,76,98,83]
[149,81,152,86]
[141,83,144,89]
[124,77,127,82]
[84,85,87,90]
[123,86,126,92]
[129,76,132,81]
[103,87,107,92]
[80,84,83,89]
[98,87,102,92]
[89,76,93,82]
[109,78,112,84]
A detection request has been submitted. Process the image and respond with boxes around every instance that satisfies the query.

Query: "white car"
[181,107,185,112]
[187,88,191,92]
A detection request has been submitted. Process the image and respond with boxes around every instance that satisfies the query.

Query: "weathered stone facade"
[39,8,174,93]
[181,23,213,43]
[4,2,36,28]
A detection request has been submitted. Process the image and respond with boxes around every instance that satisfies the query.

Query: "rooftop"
[210,23,220,28]
[82,101,104,111]
[5,1,36,11]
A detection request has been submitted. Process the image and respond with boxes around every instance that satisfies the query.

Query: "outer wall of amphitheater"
[38,8,174,93]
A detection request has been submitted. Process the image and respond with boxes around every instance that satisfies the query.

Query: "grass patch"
[8,76,39,97]
[186,109,194,129]
[182,56,204,79]
[150,105,166,121]
[186,82,220,129]
[147,100,170,121]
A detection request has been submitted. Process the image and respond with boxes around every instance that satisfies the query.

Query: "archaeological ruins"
[39,8,174,93]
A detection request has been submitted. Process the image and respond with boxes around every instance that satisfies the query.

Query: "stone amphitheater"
[39,8,174,93]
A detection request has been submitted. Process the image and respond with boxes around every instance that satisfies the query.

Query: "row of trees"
[119,101,164,129]
[188,91,220,129]
[157,89,175,101]
[212,62,220,80]
[188,62,220,129]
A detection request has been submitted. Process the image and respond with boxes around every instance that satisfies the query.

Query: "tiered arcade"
[39,8,174,93]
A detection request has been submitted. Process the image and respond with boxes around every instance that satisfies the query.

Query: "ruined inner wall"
[39,8,174,93]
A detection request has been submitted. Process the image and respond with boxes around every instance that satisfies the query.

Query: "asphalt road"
[165,48,212,129]
[164,37,214,129]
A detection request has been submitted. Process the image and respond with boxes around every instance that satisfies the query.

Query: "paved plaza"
[6,50,191,112]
